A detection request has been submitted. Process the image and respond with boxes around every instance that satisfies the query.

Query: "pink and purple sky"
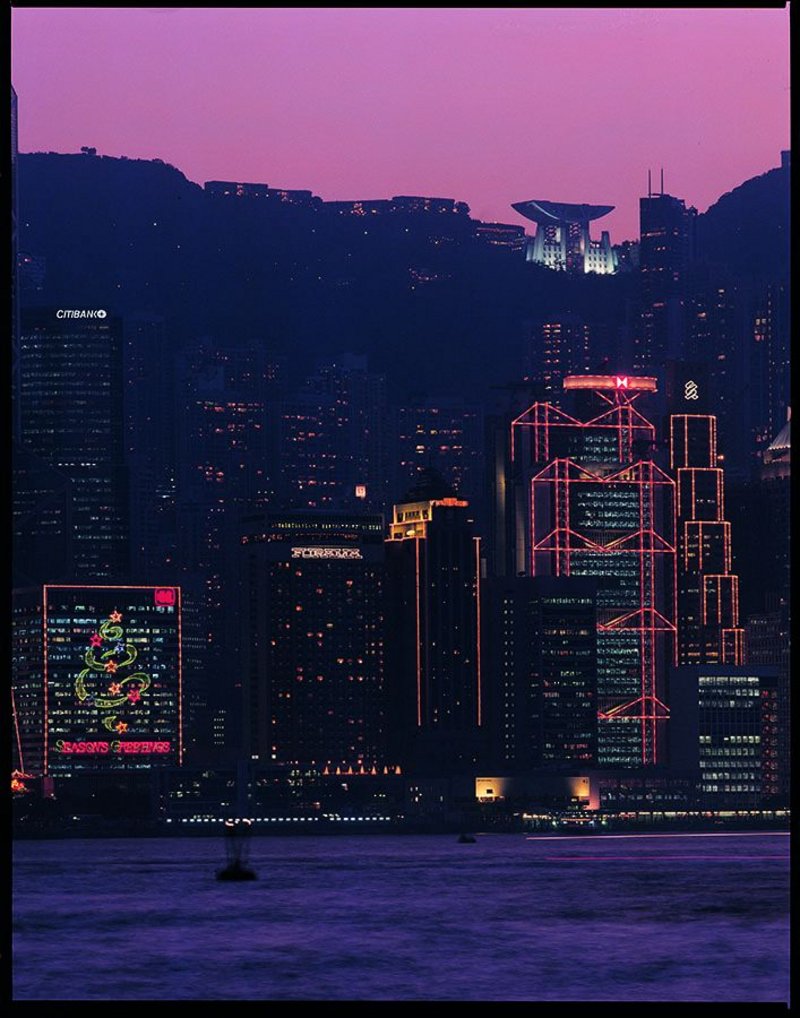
[11,7,790,241]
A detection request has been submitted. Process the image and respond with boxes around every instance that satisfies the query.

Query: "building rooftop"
[511,199,614,225]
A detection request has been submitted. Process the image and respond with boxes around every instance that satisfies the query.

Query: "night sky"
[11,7,790,241]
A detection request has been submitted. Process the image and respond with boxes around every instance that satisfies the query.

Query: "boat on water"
[457,833,477,844]
[216,818,258,881]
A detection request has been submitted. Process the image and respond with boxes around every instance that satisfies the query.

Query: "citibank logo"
[56,309,108,319]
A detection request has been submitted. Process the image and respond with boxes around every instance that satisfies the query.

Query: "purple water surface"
[13,832,790,1001]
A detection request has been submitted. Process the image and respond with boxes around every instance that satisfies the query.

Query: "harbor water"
[13,831,790,1001]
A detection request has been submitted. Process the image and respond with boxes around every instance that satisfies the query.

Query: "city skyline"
[11,7,790,241]
[11,10,790,1004]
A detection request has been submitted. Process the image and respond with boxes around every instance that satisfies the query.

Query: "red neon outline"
[43,586,49,776]
[526,416,675,765]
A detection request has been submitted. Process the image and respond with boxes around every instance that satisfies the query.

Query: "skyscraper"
[636,183,697,371]
[278,355,387,513]
[393,397,484,523]
[669,413,745,666]
[669,666,778,808]
[501,374,676,768]
[484,576,597,773]
[384,469,482,775]
[241,510,387,773]
[17,308,129,581]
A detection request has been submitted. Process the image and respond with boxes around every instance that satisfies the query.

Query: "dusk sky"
[11,6,790,241]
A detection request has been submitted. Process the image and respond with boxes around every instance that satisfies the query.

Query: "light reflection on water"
[13,832,790,1001]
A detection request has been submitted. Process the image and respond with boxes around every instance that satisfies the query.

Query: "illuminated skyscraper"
[669,413,745,666]
[500,374,676,768]
[384,470,482,775]
[241,510,386,772]
[669,666,778,808]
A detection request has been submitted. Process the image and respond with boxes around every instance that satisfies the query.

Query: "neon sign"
[684,380,699,400]
[43,585,182,774]
[563,375,658,392]
[55,740,172,754]
[291,547,363,559]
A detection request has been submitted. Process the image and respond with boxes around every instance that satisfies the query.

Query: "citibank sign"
[56,309,108,319]
[291,547,363,560]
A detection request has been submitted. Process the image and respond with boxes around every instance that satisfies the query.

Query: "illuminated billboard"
[44,585,182,774]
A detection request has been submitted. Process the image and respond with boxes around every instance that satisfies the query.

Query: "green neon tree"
[76,610,151,734]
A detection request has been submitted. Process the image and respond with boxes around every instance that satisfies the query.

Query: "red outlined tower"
[670,414,745,666]
[510,375,676,767]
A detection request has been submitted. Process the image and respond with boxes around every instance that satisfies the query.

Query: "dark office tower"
[175,341,274,759]
[636,185,697,371]
[11,588,45,779]
[394,398,484,520]
[18,309,129,580]
[751,282,790,462]
[241,511,386,772]
[506,374,676,769]
[670,413,745,667]
[124,315,177,579]
[669,666,778,808]
[384,470,482,776]
[484,576,597,773]
[12,445,74,588]
[277,355,387,513]
[726,415,790,620]
[11,86,20,436]
[524,315,592,401]
[684,279,754,478]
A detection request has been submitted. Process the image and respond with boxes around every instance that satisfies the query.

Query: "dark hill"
[15,151,640,398]
[695,157,789,283]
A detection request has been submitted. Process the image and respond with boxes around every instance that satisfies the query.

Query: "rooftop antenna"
[660,168,664,195]
[648,169,652,198]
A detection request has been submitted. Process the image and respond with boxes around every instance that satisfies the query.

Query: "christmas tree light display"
[76,610,152,734]
[43,585,183,773]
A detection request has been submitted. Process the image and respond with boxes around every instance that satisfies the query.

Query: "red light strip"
[474,536,482,727]
[43,585,49,776]
[415,537,422,727]
[11,688,25,774]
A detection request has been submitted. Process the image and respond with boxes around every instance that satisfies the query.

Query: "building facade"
[241,510,387,773]
[670,413,745,666]
[17,308,129,581]
[497,374,676,768]
[384,470,482,776]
